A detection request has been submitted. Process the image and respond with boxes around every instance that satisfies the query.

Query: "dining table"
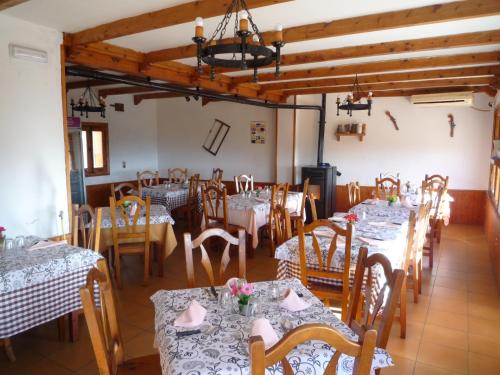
[98,204,177,265]
[151,278,393,375]
[202,191,303,249]
[0,237,102,360]
[141,183,202,214]
[275,199,415,286]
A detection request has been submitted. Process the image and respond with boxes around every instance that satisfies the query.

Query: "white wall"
[276,100,295,183]
[295,93,494,190]
[0,14,67,237]
[156,98,276,181]
[67,89,159,185]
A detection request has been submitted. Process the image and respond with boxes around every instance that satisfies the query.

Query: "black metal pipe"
[317,93,327,166]
[65,66,323,113]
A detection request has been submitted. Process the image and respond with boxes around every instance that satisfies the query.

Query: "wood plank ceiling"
[8,0,499,103]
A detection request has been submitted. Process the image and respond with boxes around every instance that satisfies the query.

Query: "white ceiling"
[4,0,499,84]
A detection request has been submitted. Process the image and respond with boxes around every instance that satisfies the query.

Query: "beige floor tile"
[468,300,500,321]
[390,320,425,340]
[386,336,421,361]
[124,331,158,359]
[434,276,467,291]
[468,316,500,340]
[426,308,468,332]
[382,355,414,375]
[421,324,467,351]
[469,333,500,359]
[468,352,500,375]
[432,285,468,301]
[417,341,468,374]
[414,362,463,375]
[429,296,468,314]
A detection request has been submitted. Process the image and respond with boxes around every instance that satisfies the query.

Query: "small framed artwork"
[250,121,266,144]
[202,119,231,156]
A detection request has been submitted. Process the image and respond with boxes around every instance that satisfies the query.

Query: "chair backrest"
[137,170,160,189]
[308,192,318,221]
[202,185,229,230]
[424,174,449,189]
[168,168,188,183]
[80,259,124,375]
[72,204,102,252]
[297,219,354,288]
[184,228,246,288]
[109,195,150,247]
[414,201,433,261]
[110,182,137,201]
[400,210,417,273]
[347,181,361,207]
[375,177,401,199]
[234,174,254,193]
[421,175,448,204]
[431,185,446,221]
[346,248,405,349]
[298,178,310,217]
[187,174,200,203]
[212,168,223,181]
[271,183,289,209]
[270,204,292,247]
[249,323,376,375]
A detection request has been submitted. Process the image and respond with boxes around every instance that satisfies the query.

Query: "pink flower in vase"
[0,226,5,233]
[229,282,239,297]
[241,283,254,296]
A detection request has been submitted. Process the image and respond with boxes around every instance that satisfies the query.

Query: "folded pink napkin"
[28,240,67,251]
[250,318,279,349]
[174,300,207,328]
[280,289,311,312]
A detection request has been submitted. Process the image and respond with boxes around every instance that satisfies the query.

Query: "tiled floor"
[1,223,499,374]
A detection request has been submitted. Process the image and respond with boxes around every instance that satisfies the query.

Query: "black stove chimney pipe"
[317,93,327,166]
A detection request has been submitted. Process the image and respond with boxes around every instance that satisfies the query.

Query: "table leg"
[57,315,66,341]
[246,234,254,258]
[68,311,80,342]
[2,338,16,362]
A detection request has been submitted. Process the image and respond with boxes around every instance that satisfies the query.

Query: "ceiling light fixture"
[192,0,284,82]
[70,86,106,118]
[336,75,373,117]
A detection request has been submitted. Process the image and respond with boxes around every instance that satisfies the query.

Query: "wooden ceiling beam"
[134,92,187,105]
[261,65,500,92]
[68,0,291,46]
[361,87,484,97]
[66,79,115,90]
[145,0,500,63]
[0,0,29,11]
[234,51,500,84]
[99,86,159,98]
[281,77,494,96]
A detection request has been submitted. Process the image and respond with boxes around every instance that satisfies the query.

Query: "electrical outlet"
[122,161,126,168]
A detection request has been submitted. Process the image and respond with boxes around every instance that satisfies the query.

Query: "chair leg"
[158,243,164,277]
[114,247,122,289]
[412,259,419,304]
[418,259,423,295]
[143,245,150,286]
[2,338,16,362]
[246,234,254,259]
[436,220,443,243]
[400,278,407,339]
[340,290,349,323]
[68,311,80,342]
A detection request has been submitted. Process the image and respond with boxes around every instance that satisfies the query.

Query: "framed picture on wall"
[250,121,266,144]
[202,119,231,156]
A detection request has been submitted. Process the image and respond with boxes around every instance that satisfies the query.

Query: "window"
[81,122,110,177]
[488,109,500,214]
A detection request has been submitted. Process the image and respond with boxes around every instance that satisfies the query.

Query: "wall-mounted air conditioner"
[410,91,473,107]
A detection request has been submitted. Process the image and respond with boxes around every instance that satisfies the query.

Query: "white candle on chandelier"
[275,23,283,42]
[195,17,204,38]
[252,34,259,44]
[239,11,249,31]
[368,91,373,97]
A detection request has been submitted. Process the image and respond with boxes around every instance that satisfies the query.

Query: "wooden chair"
[109,195,151,289]
[290,178,309,228]
[347,181,361,207]
[168,168,188,183]
[424,174,449,189]
[308,192,318,222]
[201,185,240,233]
[397,210,417,339]
[234,174,254,193]
[297,219,354,321]
[268,183,289,256]
[421,175,449,243]
[72,204,102,251]
[375,177,400,199]
[174,174,200,231]
[184,228,246,288]
[411,201,432,303]
[80,259,161,375]
[423,186,445,268]
[137,170,159,195]
[110,182,137,201]
[269,204,292,254]
[212,168,223,181]
[346,248,404,351]
[249,323,376,375]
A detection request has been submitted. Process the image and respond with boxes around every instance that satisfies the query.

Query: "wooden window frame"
[82,122,110,177]
[488,108,500,215]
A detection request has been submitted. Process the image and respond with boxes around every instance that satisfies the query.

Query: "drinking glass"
[268,282,280,302]
[247,297,262,317]
[14,236,25,249]
[4,238,14,251]
[218,289,233,312]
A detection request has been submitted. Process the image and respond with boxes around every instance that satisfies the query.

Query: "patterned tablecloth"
[99,204,177,258]
[275,200,412,286]
[151,278,392,375]
[142,184,201,214]
[0,239,102,338]
[203,191,303,249]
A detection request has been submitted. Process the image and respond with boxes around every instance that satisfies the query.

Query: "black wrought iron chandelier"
[192,0,284,82]
[336,75,373,117]
[70,86,106,118]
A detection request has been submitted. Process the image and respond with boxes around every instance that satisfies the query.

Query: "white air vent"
[410,91,473,107]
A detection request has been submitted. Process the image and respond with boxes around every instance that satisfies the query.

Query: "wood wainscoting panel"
[335,185,486,225]
[485,197,500,289]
